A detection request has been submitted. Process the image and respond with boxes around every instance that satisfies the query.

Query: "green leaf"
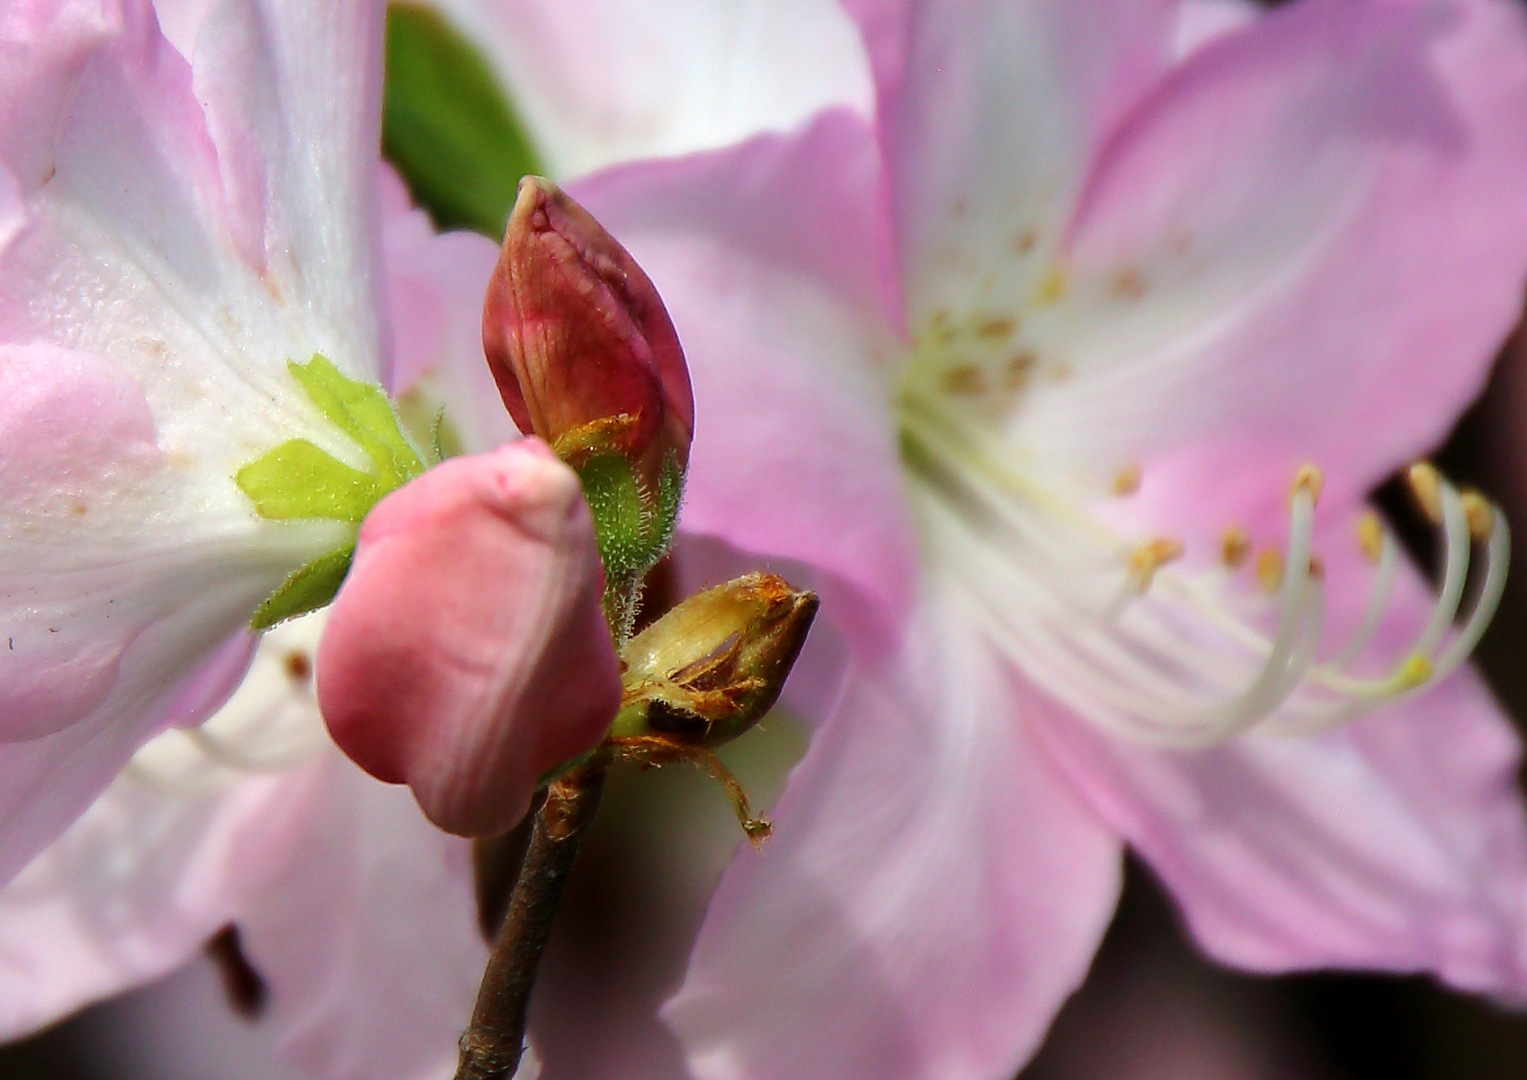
[382,3,543,238]
[234,439,381,523]
[251,543,357,630]
[288,355,425,487]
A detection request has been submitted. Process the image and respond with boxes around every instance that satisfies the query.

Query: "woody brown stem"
[454,760,607,1080]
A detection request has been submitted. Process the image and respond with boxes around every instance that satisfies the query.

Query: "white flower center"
[123,611,331,793]
[898,318,1506,748]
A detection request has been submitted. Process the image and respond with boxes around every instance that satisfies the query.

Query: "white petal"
[431,0,874,178]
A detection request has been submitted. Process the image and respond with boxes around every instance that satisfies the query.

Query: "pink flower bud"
[482,175,694,486]
[316,440,621,837]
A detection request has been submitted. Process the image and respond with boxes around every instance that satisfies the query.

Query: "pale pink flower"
[519,0,1527,1077]
[0,0,403,882]
[0,163,517,1080]
[0,0,571,1075]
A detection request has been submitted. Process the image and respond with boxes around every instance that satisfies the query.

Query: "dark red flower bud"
[482,175,693,488]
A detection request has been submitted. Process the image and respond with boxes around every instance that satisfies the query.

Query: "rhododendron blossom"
[0,0,412,884]
[0,161,519,1080]
[526,0,1527,1076]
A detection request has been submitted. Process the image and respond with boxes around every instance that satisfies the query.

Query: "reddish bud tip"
[316,440,622,837]
[482,176,693,483]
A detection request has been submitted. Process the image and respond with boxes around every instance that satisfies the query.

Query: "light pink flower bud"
[482,175,694,486]
[316,440,622,837]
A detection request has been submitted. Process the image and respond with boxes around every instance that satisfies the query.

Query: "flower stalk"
[455,184,816,1079]
[455,757,608,1080]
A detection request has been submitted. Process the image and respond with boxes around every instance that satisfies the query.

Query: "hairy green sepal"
[237,355,427,629]
[575,452,684,637]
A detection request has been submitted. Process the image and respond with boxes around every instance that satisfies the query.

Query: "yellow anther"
[1406,461,1443,523]
[1127,538,1184,593]
[1460,489,1495,542]
[1112,463,1142,497]
[1221,526,1251,568]
[1292,464,1324,505]
[1396,653,1434,690]
[1356,512,1384,565]
[1256,549,1284,593]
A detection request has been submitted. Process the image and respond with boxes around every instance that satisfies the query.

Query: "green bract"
[236,355,426,629]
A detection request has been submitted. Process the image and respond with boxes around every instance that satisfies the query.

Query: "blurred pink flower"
[539,0,1527,1077]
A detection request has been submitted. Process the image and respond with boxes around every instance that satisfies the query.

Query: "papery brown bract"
[615,572,819,748]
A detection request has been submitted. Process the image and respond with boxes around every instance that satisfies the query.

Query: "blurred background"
[6,0,1527,1076]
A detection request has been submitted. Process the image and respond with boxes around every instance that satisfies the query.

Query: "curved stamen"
[906,398,1504,747]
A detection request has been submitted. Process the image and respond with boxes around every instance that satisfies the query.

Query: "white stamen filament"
[902,400,1505,748]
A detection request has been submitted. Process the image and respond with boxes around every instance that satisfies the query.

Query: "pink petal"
[318,441,621,837]
[573,110,918,655]
[379,166,515,448]
[236,755,488,1080]
[846,0,1180,317]
[0,765,311,1040]
[1173,0,1259,59]
[663,588,1122,1080]
[1032,538,1527,996]
[1027,0,1527,527]
[429,0,873,178]
[149,0,212,58]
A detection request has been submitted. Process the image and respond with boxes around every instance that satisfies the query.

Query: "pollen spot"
[941,365,986,395]
[1035,268,1068,305]
[975,317,1016,342]
[1111,463,1142,497]
[69,500,87,517]
[1407,461,1443,523]
[1013,230,1038,255]
[1004,351,1036,390]
[1221,527,1251,568]
[1109,268,1146,301]
[284,650,313,683]
[1357,513,1384,564]
[1048,361,1073,383]
[1256,549,1284,592]
[1307,554,1325,580]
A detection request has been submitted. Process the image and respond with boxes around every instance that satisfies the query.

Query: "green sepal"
[288,355,425,487]
[251,542,356,630]
[574,450,686,639]
[236,355,429,630]
[235,439,381,523]
[382,3,543,238]
[576,452,652,586]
